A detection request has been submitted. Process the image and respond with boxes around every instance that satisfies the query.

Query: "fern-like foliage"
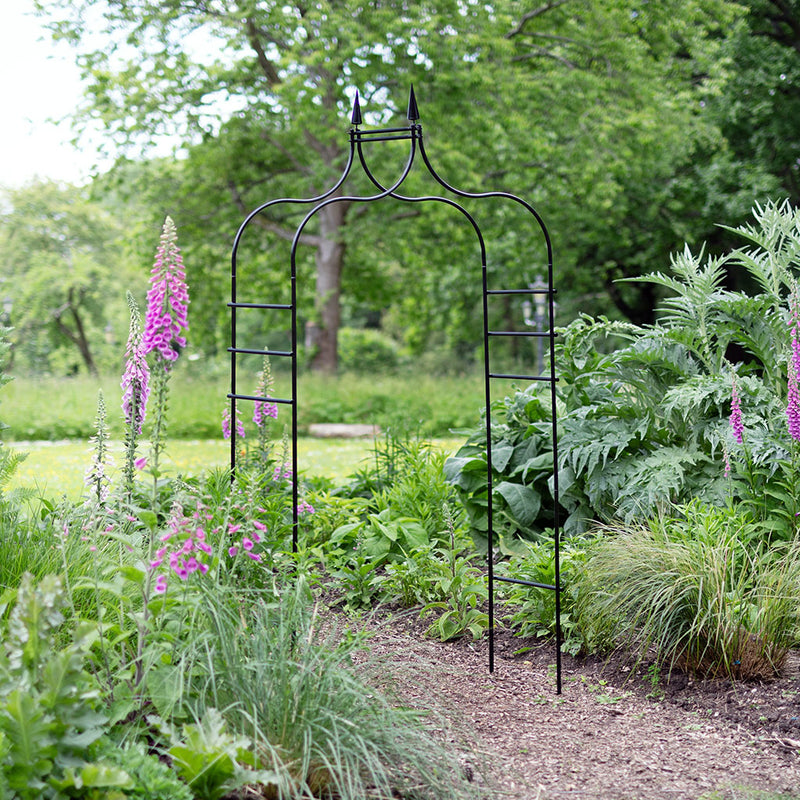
[721,199,800,302]
[447,200,800,544]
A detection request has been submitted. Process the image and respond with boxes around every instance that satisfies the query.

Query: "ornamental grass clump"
[182,580,483,800]
[577,501,800,680]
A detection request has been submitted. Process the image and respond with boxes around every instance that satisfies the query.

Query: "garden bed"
[354,607,800,800]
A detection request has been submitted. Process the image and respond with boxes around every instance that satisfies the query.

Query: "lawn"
[7,436,464,501]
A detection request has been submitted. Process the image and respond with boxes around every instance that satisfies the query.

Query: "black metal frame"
[229,87,562,692]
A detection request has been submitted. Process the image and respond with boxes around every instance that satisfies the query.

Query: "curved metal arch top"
[228,85,561,692]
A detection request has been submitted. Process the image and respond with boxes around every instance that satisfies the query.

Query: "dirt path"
[358,610,800,800]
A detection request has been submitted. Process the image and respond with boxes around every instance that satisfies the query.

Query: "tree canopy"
[25,0,798,373]
[0,181,138,375]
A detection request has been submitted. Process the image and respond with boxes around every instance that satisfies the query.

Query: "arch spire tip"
[351,91,363,126]
[407,85,419,122]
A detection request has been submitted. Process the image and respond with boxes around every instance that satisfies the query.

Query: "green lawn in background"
[8,437,464,501]
[0,371,486,441]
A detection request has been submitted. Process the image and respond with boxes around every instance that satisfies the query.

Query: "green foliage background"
[0,1,796,376]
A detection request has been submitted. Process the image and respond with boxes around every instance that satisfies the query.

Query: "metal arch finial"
[351,91,363,126]
[407,85,419,122]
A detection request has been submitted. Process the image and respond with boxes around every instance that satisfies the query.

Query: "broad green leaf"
[494,481,541,528]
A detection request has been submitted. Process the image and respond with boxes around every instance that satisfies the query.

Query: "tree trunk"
[53,289,99,376]
[310,194,348,373]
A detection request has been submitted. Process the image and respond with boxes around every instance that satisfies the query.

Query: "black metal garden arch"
[229,87,563,692]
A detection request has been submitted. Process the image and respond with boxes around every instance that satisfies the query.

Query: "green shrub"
[575,502,800,679]
[337,327,405,373]
[0,574,132,798]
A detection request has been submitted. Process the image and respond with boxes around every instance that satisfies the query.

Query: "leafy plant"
[160,708,277,800]
[445,388,556,548]
[419,505,489,641]
[499,537,589,656]
[0,574,131,799]
[95,740,194,800]
[447,200,800,540]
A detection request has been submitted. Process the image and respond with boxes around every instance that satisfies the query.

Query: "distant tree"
[498,0,781,324]
[35,0,500,372]
[36,0,792,355]
[705,0,800,204]
[0,181,134,375]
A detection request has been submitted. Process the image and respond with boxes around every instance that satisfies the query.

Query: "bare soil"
[357,608,800,800]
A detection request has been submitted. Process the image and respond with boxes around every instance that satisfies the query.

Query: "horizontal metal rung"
[228,302,292,310]
[488,330,550,338]
[486,288,554,296]
[355,133,415,143]
[489,373,553,382]
[228,393,293,406]
[354,125,415,136]
[494,576,559,591]
[228,347,293,357]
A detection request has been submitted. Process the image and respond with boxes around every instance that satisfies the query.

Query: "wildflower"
[84,390,113,505]
[143,216,189,365]
[788,285,800,442]
[154,575,168,594]
[297,499,316,515]
[273,464,292,482]
[222,405,246,440]
[121,293,150,435]
[729,374,743,444]
[228,546,239,557]
[148,502,213,590]
[135,457,147,470]
[253,355,278,427]
[254,400,279,427]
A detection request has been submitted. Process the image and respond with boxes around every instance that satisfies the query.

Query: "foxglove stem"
[148,364,170,507]
[253,354,277,463]
[121,292,149,499]
[85,389,112,505]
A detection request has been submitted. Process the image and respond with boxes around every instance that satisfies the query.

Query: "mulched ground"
[353,607,800,800]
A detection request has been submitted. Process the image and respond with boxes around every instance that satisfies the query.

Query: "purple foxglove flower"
[297,500,316,515]
[729,375,743,444]
[253,400,279,427]
[222,405,246,440]
[121,293,150,435]
[253,357,278,426]
[788,286,800,442]
[143,216,189,365]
